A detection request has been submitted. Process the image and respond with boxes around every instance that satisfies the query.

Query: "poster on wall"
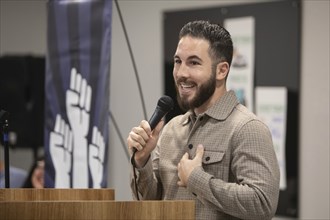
[224,16,255,111]
[255,87,287,190]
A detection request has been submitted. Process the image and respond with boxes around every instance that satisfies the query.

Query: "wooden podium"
[0,189,195,220]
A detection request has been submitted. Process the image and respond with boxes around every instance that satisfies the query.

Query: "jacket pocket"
[202,150,225,165]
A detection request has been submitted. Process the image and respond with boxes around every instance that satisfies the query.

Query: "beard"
[176,69,216,112]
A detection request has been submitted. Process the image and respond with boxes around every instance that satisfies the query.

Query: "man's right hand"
[127,119,164,168]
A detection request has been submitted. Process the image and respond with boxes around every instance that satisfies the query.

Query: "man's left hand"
[177,144,204,187]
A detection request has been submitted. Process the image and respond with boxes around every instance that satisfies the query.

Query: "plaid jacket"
[131,91,280,220]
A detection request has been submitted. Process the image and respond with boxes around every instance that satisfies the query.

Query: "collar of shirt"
[181,90,239,126]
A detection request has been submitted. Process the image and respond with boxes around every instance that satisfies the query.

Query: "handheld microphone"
[131,96,173,200]
[132,95,174,153]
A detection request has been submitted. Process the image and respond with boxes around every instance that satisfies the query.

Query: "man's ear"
[216,62,229,80]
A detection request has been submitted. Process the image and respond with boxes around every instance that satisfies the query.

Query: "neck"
[194,86,227,115]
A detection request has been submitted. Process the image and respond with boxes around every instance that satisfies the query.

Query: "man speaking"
[127,20,280,220]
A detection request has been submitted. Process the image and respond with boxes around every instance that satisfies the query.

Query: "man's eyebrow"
[173,55,203,61]
[187,55,202,62]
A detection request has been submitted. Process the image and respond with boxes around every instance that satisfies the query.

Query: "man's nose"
[175,63,189,79]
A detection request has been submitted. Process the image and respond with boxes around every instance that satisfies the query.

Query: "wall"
[0,0,329,219]
[299,1,329,219]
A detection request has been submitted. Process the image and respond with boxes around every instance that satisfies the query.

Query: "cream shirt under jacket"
[131,90,280,220]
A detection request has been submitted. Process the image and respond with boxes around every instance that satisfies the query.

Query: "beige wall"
[0,0,329,219]
[299,1,330,219]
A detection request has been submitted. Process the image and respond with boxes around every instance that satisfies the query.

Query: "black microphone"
[132,95,174,153]
[131,96,173,201]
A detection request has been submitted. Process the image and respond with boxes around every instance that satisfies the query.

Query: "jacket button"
[188,144,193,149]
[205,156,210,161]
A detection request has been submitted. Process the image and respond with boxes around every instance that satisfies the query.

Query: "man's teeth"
[181,83,194,88]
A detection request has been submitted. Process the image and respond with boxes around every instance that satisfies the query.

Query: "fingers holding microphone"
[127,120,150,152]
[127,119,164,153]
[127,120,164,168]
[127,95,174,167]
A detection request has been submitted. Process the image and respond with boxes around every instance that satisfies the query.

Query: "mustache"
[176,78,196,86]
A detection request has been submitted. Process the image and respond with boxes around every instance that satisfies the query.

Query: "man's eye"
[191,61,200,65]
[174,59,181,64]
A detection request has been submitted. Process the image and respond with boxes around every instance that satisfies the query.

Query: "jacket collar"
[205,90,239,121]
[180,90,239,125]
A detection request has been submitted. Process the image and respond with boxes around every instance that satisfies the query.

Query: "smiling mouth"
[178,82,196,97]
[180,83,194,89]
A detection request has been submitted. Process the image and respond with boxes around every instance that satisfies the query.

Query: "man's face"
[173,36,216,111]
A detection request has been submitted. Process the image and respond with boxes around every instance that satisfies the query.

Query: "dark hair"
[179,20,233,66]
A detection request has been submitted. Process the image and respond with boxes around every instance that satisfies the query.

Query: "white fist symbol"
[89,126,105,188]
[66,68,92,188]
[49,114,73,188]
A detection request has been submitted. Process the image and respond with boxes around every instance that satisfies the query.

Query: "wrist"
[132,152,150,168]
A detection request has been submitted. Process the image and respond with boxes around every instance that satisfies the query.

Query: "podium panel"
[0,200,195,220]
[0,189,195,220]
[0,189,114,201]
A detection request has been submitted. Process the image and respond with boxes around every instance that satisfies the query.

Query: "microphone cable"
[111,0,149,200]
[109,110,139,200]
[108,111,129,160]
[113,0,147,120]
[109,0,147,160]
